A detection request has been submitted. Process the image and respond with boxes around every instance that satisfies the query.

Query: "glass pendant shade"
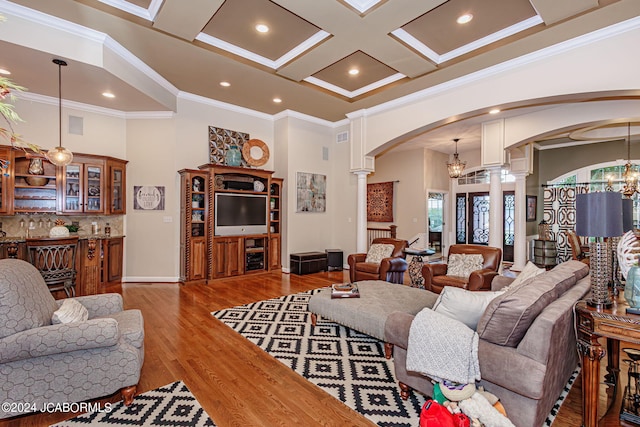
[46,146,73,166]
[49,59,73,168]
[447,138,466,178]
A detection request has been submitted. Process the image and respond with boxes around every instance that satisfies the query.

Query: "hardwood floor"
[0,270,636,426]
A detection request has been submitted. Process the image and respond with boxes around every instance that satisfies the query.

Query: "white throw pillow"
[505,261,546,290]
[51,299,89,324]
[365,243,395,264]
[432,287,504,330]
[447,253,484,278]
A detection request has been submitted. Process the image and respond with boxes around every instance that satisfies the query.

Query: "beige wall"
[276,116,356,268]
[13,98,127,159]
[370,147,449,242]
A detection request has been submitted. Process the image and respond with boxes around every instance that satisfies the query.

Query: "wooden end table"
[575,295,640,427]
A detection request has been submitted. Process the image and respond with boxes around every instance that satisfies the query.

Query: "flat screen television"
[214,193,268,236]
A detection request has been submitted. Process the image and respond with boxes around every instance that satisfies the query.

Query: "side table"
[575,295,640,427]
[403,248,435,289]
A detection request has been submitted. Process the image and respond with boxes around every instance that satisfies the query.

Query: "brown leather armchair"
[347,238,409,284]
[422,244,502,294]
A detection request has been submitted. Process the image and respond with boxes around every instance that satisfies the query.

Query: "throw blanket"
[406,308,480,384]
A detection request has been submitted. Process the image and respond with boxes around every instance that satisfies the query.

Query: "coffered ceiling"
[1,0,639,153]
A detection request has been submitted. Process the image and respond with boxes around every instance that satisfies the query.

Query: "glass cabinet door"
[62,163,83,213]
[85,164,103,212]
[109,164,125,214]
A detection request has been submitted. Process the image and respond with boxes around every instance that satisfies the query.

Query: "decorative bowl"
[25,176,49,186]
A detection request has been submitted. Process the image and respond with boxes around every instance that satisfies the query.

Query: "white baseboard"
[122,276,180,283]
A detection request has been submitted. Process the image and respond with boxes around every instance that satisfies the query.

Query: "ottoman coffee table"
[308,280,439,358]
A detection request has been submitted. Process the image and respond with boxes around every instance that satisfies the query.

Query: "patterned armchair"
[0,259,144,419]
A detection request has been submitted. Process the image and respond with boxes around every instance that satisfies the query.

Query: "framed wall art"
[296,172,326,212]
[526,195,537,222]
[134,186,165,211]
[208,126,250,167]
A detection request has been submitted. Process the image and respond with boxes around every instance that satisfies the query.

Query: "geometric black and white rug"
[212,289,577,427]
[52,381,216,427]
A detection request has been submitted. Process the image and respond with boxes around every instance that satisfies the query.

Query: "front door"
[503,191,515,262]
[468,192,490,245]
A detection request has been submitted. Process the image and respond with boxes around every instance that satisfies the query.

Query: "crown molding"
[178,91,273,121]
[364,15,640,119]
[273,109,348,128]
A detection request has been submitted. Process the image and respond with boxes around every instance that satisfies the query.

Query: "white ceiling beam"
[529,0,598,25]
[152,0,224,41]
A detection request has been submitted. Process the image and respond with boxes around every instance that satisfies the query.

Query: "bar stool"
[26,236,79,298]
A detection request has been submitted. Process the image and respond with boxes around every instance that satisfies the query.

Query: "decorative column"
[354,170,370,253]
[488,167,503,252]
[512,172,528,271]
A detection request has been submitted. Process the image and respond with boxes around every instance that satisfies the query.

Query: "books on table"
[331,283,360,299]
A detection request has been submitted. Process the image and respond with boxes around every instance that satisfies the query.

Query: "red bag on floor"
[419,400,471,427]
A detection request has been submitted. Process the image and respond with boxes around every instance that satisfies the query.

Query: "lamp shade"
[623,197,634,232]
[575,192,624,237]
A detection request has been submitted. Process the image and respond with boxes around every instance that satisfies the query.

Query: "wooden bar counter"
[0,233,124,297]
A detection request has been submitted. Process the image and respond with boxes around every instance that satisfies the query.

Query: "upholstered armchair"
[347,238,409,284]
[0,259,144,419]
[422,244,502,294]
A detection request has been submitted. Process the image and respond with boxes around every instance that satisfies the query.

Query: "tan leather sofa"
[347,238,408,284]
[422,244,502,294]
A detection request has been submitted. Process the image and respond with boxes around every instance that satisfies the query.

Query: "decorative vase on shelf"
[225,145,242,167]
[49,219,70,238]
[25,157,49,186]
[624,264,640,308]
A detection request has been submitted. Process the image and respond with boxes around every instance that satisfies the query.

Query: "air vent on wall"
[336,131,349,144]
[69,115,83,135]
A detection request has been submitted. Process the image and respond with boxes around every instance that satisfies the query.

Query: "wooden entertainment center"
[179,165,282,284]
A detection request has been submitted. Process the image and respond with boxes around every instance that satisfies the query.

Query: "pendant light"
[447,138,466,178]
[45,59,73,167]
[622,122,638,198]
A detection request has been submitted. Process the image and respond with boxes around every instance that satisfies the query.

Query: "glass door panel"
[63,164,82,212]
[85,165,103,212]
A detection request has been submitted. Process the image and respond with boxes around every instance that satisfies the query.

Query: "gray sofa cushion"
[0,259,58,339]
[477,269,575,347]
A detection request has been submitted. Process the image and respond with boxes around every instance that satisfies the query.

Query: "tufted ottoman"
[308,280,438,358]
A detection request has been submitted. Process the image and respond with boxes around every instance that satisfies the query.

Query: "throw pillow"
[503,261,545,291]
[476,270,574,347]
[365,243,395,264]
[51,299,89,324]
[432,286,504,330]
[447,254,484,278]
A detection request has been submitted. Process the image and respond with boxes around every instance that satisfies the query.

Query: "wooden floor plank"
[0,270,634,426]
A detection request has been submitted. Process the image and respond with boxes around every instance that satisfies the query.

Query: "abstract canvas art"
[208,126,250,167]
[296,172,326,212]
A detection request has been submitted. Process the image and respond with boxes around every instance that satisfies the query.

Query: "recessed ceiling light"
[348,68,359,76]
[102,92,115,98]
[0,68,10,75]
[273,98,282,103]
[255,24,269,33]
[457,13,473,24]
[489,108,501,114]
[220,81,231,87]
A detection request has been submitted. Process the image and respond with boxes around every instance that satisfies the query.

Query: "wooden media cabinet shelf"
[179,165,283,284]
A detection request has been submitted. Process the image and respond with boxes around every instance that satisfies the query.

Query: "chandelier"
[605,123,639,197]
[447,138,466,178]
[45,59,73,167]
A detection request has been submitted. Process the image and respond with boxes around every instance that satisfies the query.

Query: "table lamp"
[576,192,624,308]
